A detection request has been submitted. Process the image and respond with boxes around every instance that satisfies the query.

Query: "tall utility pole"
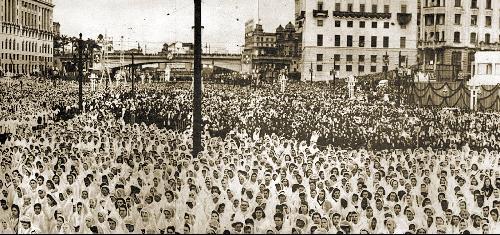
[131,54,135,94]
[78,33,83,112]
[333,59,336,94]
[193,0,203,157]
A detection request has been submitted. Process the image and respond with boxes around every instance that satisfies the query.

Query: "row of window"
[1,25,54,40]
[425,0,492,9]
[451,0,492,9]
[317,20,393,29]
[476,63,500,75]
[316,54,397,64]
[451,32,500,44]
[318,2,408,14]
[3,64,48,75]
[315,64,388,73]
[316,35,407,48]
[427,14,497,28]
[255,37,275,42]
[1,53,52,62]
[1,39,52,54]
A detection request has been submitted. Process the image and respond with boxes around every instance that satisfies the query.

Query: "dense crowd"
[0,77,499,234]
[101,82,500,152]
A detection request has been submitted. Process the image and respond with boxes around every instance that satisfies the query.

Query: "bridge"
[58,53,244,72]
[56,53,295,73]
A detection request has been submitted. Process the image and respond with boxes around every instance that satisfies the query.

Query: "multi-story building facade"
[1,0,54,75]
[243,20,302,75]
[244,21,278,57]
[419,0,500,79]
[296,0,418,81]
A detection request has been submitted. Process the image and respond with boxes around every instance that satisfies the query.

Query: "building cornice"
[33,0,55,8]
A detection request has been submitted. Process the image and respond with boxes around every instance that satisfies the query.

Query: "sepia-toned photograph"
[1,0,500,234]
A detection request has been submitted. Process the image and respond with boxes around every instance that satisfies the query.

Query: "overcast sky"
[53,0,294,53]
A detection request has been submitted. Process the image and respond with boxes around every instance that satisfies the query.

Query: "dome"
[276,25,285,33]
[285,22,295,32]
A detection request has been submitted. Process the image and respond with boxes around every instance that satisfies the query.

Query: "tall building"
[1,0,55,75]
[296,0,418,81]
[419,0,500,79]
[243,20,302,74]
[244,20,278,57]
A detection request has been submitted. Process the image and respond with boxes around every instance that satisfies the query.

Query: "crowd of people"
[100,81,500,152]
[0,76,499,234]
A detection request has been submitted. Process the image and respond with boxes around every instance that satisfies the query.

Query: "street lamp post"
[131,54,135,94]
[78,33,84,113]
[192,0,203,157]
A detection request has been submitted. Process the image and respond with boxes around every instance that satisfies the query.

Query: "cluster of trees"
[53,34,102,57]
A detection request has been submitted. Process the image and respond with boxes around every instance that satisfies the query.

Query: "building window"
[401,4,407,13]
[384,5,390,13]
[317,20,324,27]
[401,56,407,65]
[372,22,377,28]
[334,64,340,71]
[371,4,377,13]
[471,0,477,9]
[384,22,389,28]
[485,34,491,44]
[359,21,365,28]
[358,65,365,72]
[486,16,492,27]
[346,54,353,62]
[335,35,341,46]
[371,36,377,47]
[486,0,492,9]
[371,55,377,63]
[400,37,406,48]
[383,66,388,72]
[383,37,389,48]
[371,66,377,72]
[359,55,365,62]
[471,15,477,26]
[454,0,461,7]
[317,64,323,71]
[346,65,353,71]
[335,3,341,11]
[347,21,353,27]
[360,4,366,12]
[317,2,324,10]
[359,36,365,47]
[347,35,353,47]
[437,14,445,25]
[454,32,460,43]
[335,20,341,27]
[334,54,340,61]
[455,14,461,25]
[317,54,323,61]
[348,4,353,12]
[317,34,323,46]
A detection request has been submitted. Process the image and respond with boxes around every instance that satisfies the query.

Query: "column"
[7,0,10,23]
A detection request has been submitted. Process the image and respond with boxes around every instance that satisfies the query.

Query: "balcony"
[332,11,391,19]
[418,40,447,48]
[397,13,412,25]
[478,42,500,51]
[313,9,329,18]
[296,11,306,21]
